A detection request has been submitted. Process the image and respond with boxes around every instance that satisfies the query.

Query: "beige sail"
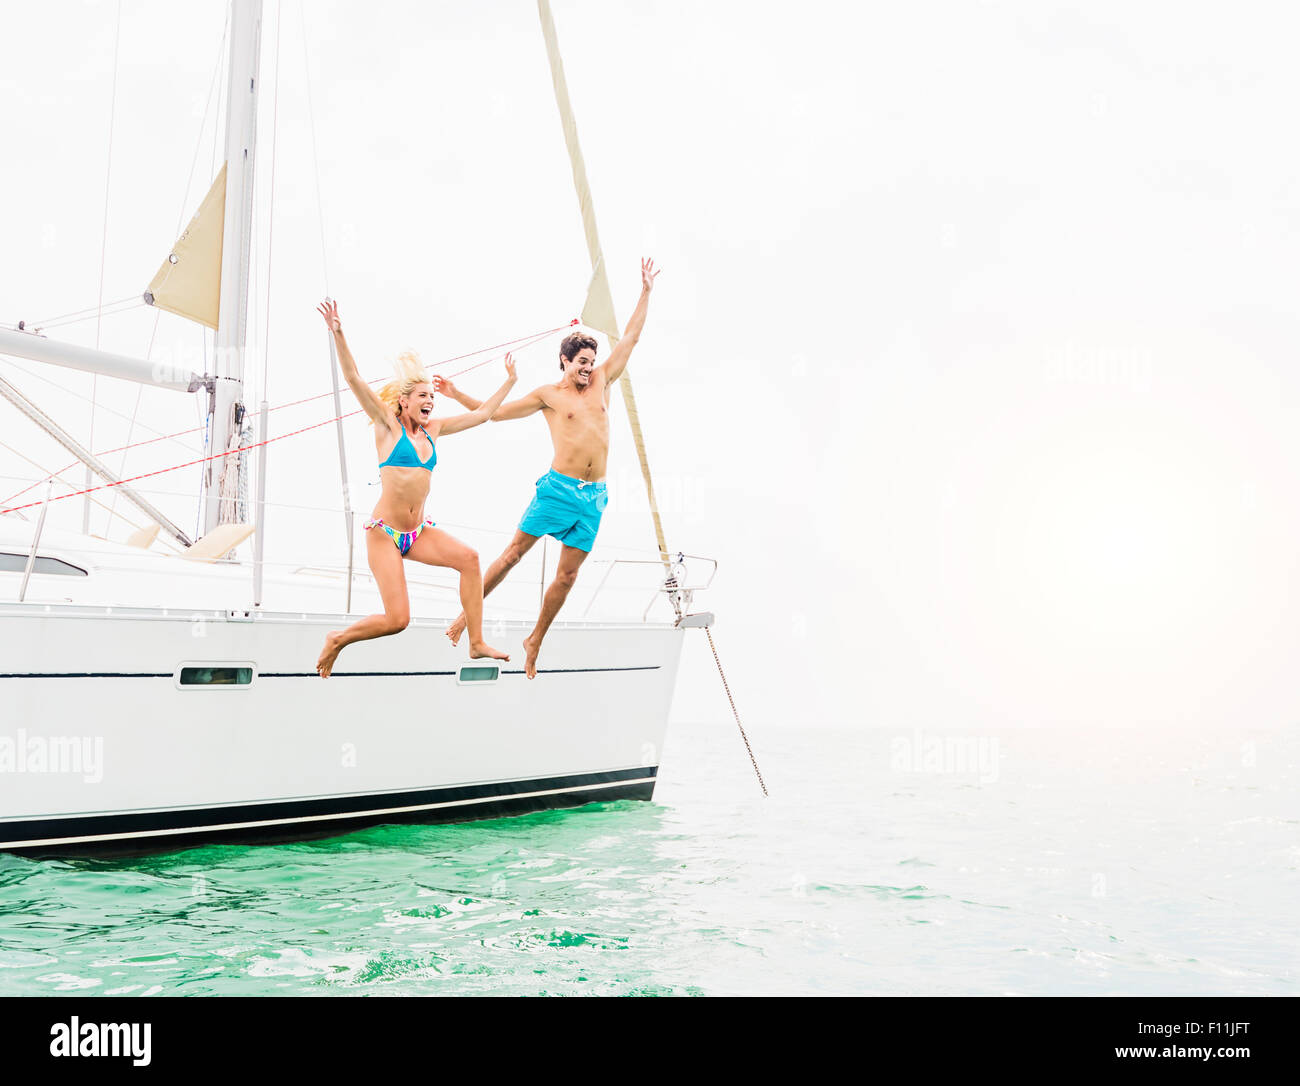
[144,163,226,329]
[539,0,672,567]
[580,258,620,340]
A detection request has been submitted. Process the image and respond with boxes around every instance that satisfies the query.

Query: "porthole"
[176,664,255,689]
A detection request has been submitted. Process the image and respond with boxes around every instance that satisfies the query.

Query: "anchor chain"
[704,627,768,798]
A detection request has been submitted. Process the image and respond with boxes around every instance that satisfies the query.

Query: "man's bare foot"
[522,634,541,679]
[316,631,345,678]
[469,639,510,662]
[445,613,467,647]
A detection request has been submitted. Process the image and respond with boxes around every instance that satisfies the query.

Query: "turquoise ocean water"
[1,721,1295,996]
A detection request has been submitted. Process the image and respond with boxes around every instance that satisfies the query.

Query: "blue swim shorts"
[518,469,608,552]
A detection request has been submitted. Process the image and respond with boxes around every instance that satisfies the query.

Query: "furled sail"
[143,163,226,329]
[581,257,620,341]
[538,0,672,566]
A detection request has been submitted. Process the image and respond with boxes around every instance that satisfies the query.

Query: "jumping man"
[437,258,660,678]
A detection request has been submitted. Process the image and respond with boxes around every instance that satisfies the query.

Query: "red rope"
[0,320,576,509]
[442,325,570,380]
[248,320,576,419]
[0,319,579,518]
[1,410,367,516]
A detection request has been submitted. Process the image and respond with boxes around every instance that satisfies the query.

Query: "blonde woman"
[314,299,514,678]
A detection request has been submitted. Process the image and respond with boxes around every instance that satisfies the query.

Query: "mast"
[204,0,262,534]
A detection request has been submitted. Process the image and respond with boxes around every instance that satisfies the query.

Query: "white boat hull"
[0,604,684,853]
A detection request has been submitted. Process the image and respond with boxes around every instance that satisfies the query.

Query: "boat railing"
[3,498,711,624]
[292,549,716,624]
[580,552,717,621]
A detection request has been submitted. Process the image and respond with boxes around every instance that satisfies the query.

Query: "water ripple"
[1,725,1297,994]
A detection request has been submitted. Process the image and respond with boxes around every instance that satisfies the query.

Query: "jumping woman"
[314,298,514,677]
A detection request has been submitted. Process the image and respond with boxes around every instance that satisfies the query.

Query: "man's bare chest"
[548,393,609,433]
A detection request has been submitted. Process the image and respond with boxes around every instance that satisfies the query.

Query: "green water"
[1,803,708,996]
[1,721,1296,995]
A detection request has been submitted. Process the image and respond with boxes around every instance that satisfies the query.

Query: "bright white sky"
[2,1,1299,732]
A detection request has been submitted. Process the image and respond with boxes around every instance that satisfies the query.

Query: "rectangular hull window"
[458,664,500,684]
[179,666,253,686]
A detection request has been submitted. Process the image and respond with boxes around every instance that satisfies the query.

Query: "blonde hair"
[373,350,430,424]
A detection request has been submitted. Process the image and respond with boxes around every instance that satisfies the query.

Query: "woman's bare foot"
[445,613,467,646]
[522,634,541,679]
[469,639,510,662]
[316,631,345,678]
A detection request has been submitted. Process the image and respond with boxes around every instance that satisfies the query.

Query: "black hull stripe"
[4,783,656,858]
[0,766,658,853]
[0,665,660,679]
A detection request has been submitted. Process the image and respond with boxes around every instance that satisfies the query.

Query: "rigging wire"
[0,454,182,554]
[202,9,229,399]
[0,439,60,485]
[0,356,201,453]
[298,0,357,608]
[300,0,330,296]
[45,302,143,331]
[100,21,218,536]
[0,320,568,511]
[21,295,138,330]
[87,0,123,535]
[3,409,370,516]
[105,312,163,531]
[178,11,231,243]
[261,0,283,408]
[0,470,689,559]
[0,321,572,519]
[15,4,230,534]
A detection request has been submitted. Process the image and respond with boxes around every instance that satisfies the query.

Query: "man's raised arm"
[599,258,660,385]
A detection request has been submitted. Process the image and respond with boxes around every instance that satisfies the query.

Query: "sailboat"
[0,0,713,854]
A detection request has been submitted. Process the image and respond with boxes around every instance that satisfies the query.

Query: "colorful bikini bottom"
[365,516,435,556]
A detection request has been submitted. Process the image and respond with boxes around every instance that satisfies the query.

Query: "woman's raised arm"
[317,299,392,428]
[434,353,519,436]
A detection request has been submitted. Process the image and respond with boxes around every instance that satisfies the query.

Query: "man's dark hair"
[559,330,599,371]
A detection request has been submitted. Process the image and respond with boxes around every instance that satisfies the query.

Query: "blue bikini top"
[379,425,437,471]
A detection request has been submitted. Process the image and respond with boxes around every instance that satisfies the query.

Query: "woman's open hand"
[316,299,341,333]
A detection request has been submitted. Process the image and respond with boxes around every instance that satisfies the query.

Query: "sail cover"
[144,163,226,329]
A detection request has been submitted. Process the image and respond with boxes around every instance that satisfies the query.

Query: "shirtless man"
[438,258,660,678]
